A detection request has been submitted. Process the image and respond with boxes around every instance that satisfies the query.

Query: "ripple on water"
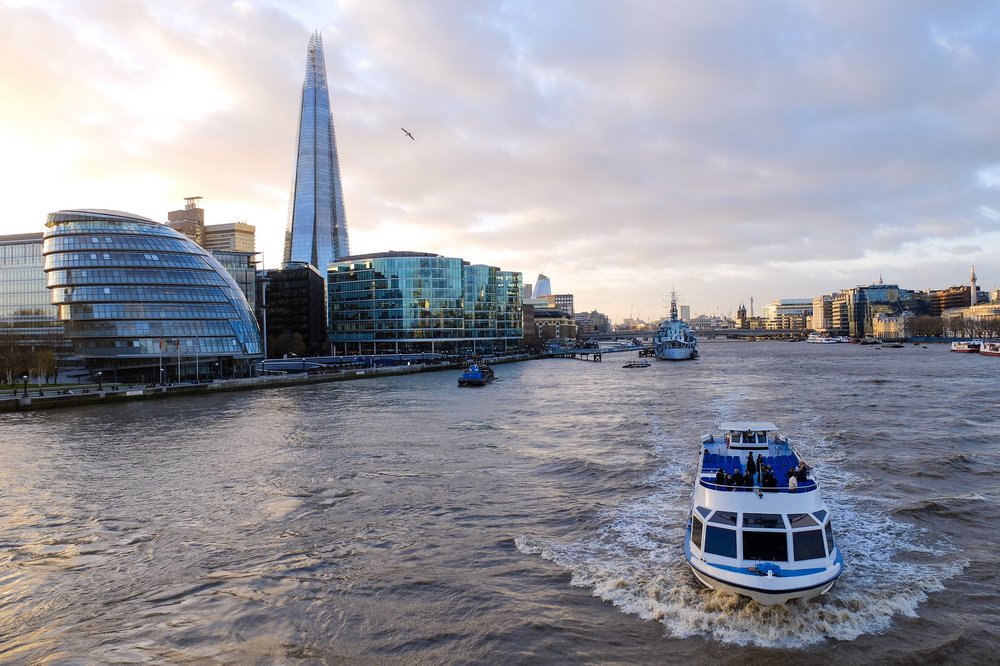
[517,395,969,648]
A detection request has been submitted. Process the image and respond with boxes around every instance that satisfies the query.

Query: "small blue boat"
[458,364,495,387]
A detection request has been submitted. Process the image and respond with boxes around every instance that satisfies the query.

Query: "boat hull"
[687,561,840,606]
[457,378,491,387]
[655,346,698,361]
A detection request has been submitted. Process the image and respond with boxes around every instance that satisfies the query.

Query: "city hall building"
[327,252,522,355]
[42,209,263,381]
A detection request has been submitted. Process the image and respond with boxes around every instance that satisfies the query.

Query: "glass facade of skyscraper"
[327,252,522,354]
[284,31,350,272]
[43,210,262,378]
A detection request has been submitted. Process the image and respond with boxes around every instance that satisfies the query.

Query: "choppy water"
[1,341,997,663]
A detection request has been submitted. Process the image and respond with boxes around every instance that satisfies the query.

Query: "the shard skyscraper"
[284,31,350,271]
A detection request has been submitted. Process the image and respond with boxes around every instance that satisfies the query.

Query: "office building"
[284,31,350,272]
[256,263,328,358]
[204,222,255,253]
[327,252,522,355]
[553,293,575,317]
[0,233,67,368]
[764,298,813,330]
[212,250,259,311]
[532,274,552,299]
[42,209,263,380]
[167,196,205,246]
[811,294,834,333]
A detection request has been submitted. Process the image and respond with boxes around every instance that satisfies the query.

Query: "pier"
[546,348,602,361]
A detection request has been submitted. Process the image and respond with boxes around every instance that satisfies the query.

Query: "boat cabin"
[718,421,779,450]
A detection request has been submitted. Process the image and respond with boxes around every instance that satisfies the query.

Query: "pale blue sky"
[2,0,998,320]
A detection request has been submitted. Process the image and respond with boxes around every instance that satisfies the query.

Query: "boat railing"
[698,477,817,493]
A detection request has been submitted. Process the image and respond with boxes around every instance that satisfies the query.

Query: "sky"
[2,0,999,322]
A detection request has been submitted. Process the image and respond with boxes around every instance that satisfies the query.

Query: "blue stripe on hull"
[687,559,843,596]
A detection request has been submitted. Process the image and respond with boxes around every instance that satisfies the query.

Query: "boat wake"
[515,415,968,647]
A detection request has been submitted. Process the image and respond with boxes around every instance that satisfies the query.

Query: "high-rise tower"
[284,31,350,272]
[971,265,978,306]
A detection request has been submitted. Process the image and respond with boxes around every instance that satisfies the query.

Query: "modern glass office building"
[0,233,67,370]
[42,209,263,380]
[284,31,350,272]
[327,252,522,355]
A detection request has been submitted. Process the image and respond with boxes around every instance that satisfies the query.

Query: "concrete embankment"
[0,354,539,413]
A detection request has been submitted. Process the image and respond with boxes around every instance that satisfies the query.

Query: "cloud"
[2,0,1000,319]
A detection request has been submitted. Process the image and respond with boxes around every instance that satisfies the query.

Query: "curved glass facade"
[328,252,522,355]
[284,31,350,271]
[43,210,262,372]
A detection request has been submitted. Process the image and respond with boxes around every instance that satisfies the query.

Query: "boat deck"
[698,421,816,493]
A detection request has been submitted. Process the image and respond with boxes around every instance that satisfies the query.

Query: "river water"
[0,341,997,663]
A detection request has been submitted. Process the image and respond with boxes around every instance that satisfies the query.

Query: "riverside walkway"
[0,354,537,413]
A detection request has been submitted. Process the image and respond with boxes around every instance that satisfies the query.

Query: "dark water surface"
[1,341,998,664]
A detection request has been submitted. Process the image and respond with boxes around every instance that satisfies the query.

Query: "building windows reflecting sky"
[328,252,522,354]
[43,210,262,367]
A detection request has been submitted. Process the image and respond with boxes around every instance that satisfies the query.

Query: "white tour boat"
[654,292,698,361]
[684,421,844,605]
[806,333,839,344]
[980,341,1000,357]
[951,340,982,353]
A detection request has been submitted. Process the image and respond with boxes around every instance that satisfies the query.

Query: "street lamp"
[96,371,103,391]
[214,362,219,381]
[160,366,165,385]
[22,375,28,398]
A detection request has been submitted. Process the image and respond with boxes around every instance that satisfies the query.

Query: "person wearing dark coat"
[716,468,725,485]
[733,469,744,486]
[746,452,757,477]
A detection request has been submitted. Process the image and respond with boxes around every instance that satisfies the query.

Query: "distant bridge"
[588,329,805,341]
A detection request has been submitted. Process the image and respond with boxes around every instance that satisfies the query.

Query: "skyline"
[2,1,999,321]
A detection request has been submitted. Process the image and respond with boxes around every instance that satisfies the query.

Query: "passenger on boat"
[762,467,777,488]
[715,469,725,485]
[796,461,810,482]
[746,452,756,477]
[743,473,754,488]
[756,453,764,471]
[733,469,744,486]
[788,475,799,492]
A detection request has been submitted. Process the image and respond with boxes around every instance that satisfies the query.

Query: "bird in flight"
[401,128,415,140]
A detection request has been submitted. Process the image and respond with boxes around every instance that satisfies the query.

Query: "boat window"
[743,513,784,529]
[793,530,827,561]
[704,526,737,558]
[696,506,710,518]
[788,513,819,528]
[708,511,738,526]
[825,521,835,553]
[691,516,704,549]
[743,531,789,562]
[813,510,828,523]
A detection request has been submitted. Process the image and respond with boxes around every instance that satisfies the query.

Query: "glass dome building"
[42,209,263,380]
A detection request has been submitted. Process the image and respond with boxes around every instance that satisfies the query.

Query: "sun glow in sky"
[2,0,999,321]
